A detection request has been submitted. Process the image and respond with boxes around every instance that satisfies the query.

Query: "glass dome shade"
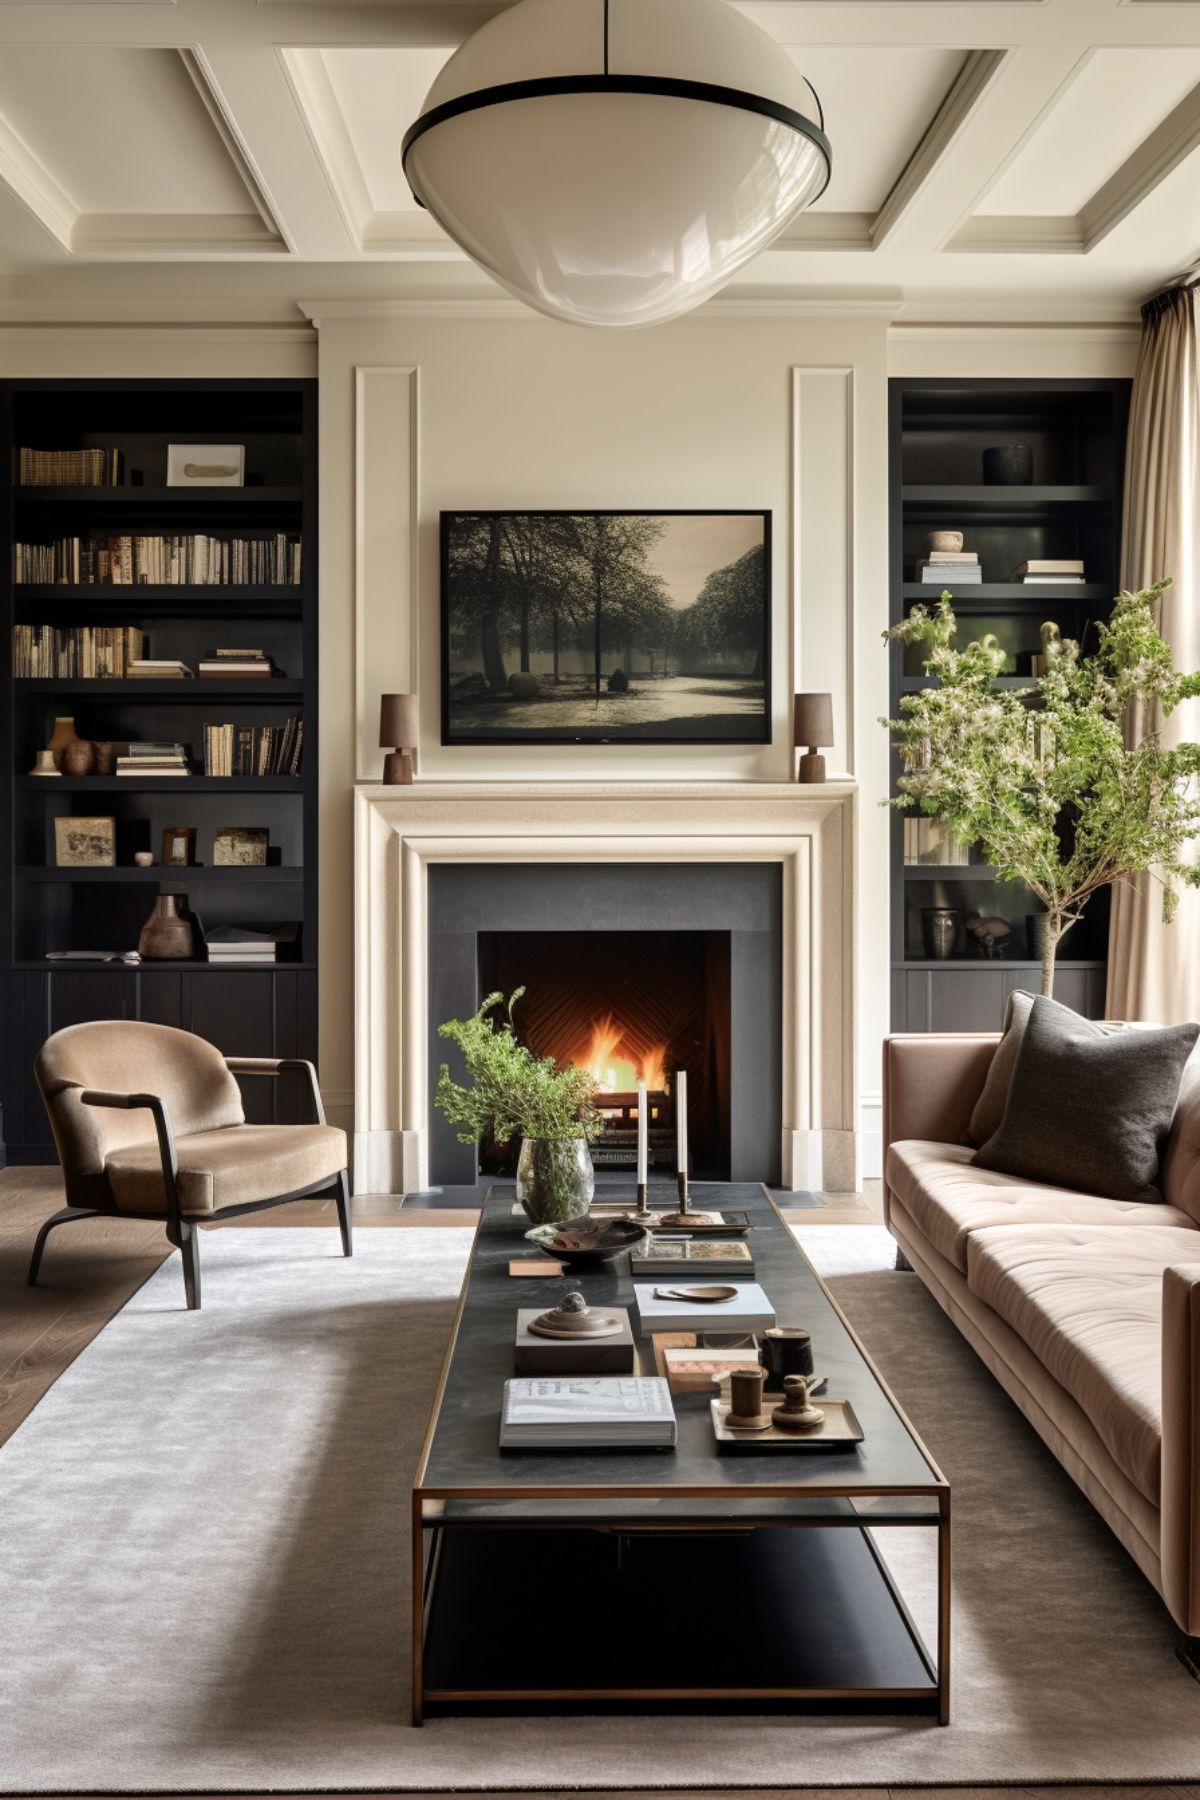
[402,0,830,328]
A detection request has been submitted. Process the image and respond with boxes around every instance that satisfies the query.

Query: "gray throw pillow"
[972,996,1199,1202]
[962,989,1035,1147]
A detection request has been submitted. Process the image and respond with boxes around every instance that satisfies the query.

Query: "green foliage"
[882,581,1200,994]
[435,990,604,1147]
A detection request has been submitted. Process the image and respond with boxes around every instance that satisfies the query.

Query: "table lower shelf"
[419,1522,941,1717]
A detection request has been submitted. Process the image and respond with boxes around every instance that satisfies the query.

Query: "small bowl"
[927,530,964,554]
[525,1216,647,1270]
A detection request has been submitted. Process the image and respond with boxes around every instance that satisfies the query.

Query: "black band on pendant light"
[402,73,832,206]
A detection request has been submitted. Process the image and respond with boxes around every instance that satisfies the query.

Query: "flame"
[577,1012,668,1094]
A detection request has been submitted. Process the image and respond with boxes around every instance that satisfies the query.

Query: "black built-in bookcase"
[0,378,318,1160]
[888,377,1130,1033]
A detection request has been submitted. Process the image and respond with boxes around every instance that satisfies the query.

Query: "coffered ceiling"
[0,0,1197,317]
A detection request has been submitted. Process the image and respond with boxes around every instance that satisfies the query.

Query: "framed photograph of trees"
[441,510,771,744]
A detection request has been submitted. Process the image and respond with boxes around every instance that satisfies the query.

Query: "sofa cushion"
[887,1139,1197,1274]
[962,992,1146,1149]
[105,1123,347,1217]
[966,1223,1200,1503]
[972,996,1199,1202]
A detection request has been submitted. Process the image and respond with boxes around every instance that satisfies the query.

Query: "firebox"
[477,931,731,1177]
[427,862,782,1194]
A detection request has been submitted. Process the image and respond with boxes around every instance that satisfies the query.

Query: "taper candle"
[675,1070,687,1174]
[636,1080,648,1185]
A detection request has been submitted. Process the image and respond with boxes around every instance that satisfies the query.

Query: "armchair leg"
[168,1221,202,1311]
[28,1206,102,1286]
[334,1169,353,1258]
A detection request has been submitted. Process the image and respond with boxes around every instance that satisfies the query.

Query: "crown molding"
[295,293,906,324]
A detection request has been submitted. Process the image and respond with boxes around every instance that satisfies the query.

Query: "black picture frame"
[440,509,772,746]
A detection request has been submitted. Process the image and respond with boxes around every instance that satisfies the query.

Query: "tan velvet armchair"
[31,1020,351,1310]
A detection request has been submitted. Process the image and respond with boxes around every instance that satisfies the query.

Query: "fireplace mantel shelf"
[354,781,858,1199]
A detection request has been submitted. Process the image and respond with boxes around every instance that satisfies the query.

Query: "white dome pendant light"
[402,0,830,328]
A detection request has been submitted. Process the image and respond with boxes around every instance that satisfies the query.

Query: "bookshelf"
[888,378,1130,1033]
[0,378,318,1159]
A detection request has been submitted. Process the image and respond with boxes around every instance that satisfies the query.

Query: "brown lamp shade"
[793,692,833,749]
[380,693,418,748]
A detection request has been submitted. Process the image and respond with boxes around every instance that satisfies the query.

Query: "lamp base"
[382,749,415,785]
[797,750,826,785]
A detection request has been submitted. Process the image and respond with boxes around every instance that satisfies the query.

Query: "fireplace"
[353,781,858,1196]
[477,929,731,1178]
[428,863,781,1191]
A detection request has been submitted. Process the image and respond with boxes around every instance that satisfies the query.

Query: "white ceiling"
[0,0,1197,317]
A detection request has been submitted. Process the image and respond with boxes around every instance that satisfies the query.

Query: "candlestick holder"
[657,1170,720,1229]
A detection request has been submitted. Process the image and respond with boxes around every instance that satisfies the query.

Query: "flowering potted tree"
[435,989,604,1222]
[883,580,1200,997]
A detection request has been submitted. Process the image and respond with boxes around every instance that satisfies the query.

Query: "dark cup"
[760,1326,814,1384]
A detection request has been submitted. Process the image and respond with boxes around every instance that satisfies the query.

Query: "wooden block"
[513,1306,635,1374]
[508,1257,564,1276]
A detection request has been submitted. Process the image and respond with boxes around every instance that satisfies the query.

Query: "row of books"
[903,817,973,867]
[203,718,304,778]
[12,624,144,679]
[15,534,302,587]
[914,552,1087,586]
[17,447,126,487]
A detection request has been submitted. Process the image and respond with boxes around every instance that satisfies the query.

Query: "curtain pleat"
[1106,288,1200,1023]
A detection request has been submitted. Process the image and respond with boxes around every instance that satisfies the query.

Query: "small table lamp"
[793,693,833,784]
[380,693,418,784]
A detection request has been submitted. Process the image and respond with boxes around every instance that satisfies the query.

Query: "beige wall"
[0,307,1139,1177]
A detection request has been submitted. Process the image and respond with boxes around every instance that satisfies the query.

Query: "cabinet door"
[188,972,277,1124]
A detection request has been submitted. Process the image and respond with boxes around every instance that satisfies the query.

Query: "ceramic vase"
[922,906,960,961]
[137,894,194,961]
[516,1138,595,1226]
[61,739,95,777]
[92,741,116,776]
[46,716,81,771]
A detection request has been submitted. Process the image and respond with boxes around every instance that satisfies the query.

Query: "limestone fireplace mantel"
[353,781,858,1196]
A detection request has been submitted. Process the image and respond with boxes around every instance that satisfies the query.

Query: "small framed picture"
[55,816,115,867]
[213,826,268,868]
[162,827,196,868]
[166,444,245,488]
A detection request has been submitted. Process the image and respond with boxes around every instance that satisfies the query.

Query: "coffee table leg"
[938,1491,952,1725]
[411,1492,425,1727]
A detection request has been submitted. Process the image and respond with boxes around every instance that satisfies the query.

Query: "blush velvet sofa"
[883,1030,1200,1651]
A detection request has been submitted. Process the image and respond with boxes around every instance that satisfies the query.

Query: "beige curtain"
[1106,286,1200,1023]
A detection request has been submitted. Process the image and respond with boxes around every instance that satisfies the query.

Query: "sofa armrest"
[224,1057,325,1125]
[1162,1262,1200,1636]
[883,1034,1000,1152]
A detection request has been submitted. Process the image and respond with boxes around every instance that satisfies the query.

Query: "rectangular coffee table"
[412,1182,950,1723]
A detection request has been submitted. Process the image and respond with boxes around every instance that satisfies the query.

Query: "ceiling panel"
[977,48,1200,217]
[319,46,452,214]
[0,47,258,214]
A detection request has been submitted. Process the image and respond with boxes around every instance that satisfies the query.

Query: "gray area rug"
[1,1223,1198,1791]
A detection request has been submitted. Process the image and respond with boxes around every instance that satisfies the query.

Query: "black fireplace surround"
[427,863,782,1192]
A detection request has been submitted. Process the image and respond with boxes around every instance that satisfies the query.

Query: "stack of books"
[205,927,279,965]
[116,742,190,777]
[17,447,126,487]
[903,817,972,866]
[197,648,279,679]
[634,1282,776,1336]
[128,657,194,680]
[12,624,144,678]
[1009,558,1085,585]
[14,533,302,587]
[202,717,304,777]
[499,1377,677,1448]
[915,550,981,584]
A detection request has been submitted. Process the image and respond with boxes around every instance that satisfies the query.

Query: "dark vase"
[92,741,116,776]
[137,894,195,961]
[61,739,95,777]
[922,906,960,961]
[982,445,1033,485]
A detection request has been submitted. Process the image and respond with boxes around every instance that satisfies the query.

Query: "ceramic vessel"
[133,851,154,868]
[982,444,1033,485]
[927,530,963,554]
[46,716,81,771]
[92,741,116,776]
[922,906,960,961]
[137,894,194,961]
[61,739,95,777]
[516,1137,595,1226]
[29,750,59,777]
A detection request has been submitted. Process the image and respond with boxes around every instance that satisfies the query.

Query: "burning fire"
[577,1013,668,1094]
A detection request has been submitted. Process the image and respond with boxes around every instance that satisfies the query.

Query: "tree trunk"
[594,561,603,699]
[552,611,560,684]
[519,600,530,672]
[480,519,507,693]
[625,638,634,678]
[1041,917,1062,997]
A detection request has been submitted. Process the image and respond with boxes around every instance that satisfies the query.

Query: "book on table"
[500,1377,677,1448]
[633,1281,776,1336]
[631,1239,754,1276]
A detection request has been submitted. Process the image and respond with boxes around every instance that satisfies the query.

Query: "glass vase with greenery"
[435,989,604,1223]
[883,581,1200,997]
